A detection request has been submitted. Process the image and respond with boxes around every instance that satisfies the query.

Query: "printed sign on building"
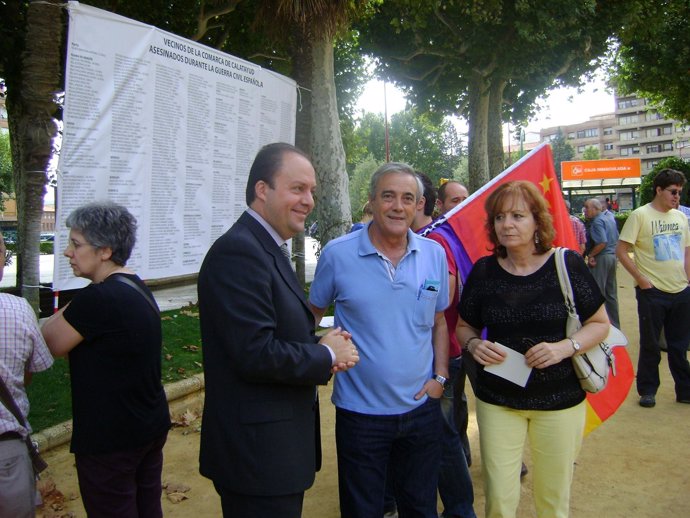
[561,158,641,181]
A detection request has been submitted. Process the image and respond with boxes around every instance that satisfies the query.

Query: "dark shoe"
[639,395,656,408]
[676,397,690,404]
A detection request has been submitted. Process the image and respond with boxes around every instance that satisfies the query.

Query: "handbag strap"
[110,274,160,316]
[553,247,579,321]
[0,373,30,430]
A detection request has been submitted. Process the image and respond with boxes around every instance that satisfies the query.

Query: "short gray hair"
[368,162,422,201]
[586,198,603,211]
[65,201,137,266]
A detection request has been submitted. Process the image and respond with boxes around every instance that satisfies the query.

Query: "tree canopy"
[359,0,645,190]
[347,108,464,182]
[609,0,690,124]
[639,156,690,206]
[549,129,575,181]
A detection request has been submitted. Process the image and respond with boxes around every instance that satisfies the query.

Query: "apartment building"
[615,93,689,173]
[541,113,617,160]
[541,93,690,173]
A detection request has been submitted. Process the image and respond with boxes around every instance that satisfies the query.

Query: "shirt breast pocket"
[414,288,439,328]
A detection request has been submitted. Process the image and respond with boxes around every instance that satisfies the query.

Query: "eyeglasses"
[664,188,682,196]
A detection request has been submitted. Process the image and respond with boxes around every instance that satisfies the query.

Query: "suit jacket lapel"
[239,212,314,317]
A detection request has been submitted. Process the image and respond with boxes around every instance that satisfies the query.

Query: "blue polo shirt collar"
[357,222,420,257]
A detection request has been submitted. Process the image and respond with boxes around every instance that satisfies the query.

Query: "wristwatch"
[568,337,582,353]
[432,374,448,388]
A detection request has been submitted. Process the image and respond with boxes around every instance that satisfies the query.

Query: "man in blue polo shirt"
[310,162,449,518]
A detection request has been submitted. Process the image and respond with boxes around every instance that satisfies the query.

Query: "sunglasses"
[664,188,682,196]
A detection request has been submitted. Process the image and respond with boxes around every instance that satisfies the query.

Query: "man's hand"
[636,276,654,290]
[414,378,444,400]
[319,327,359,373]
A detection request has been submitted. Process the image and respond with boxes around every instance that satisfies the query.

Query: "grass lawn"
[27,304,203,433]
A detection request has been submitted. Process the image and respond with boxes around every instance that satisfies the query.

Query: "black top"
[64,273,170,454]
[459,250,604,410]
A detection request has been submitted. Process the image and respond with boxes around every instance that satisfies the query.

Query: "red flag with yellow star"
[430,143,633,435]
[445,142,577,261]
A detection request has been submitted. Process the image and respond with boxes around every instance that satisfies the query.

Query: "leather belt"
[0,431,22,441]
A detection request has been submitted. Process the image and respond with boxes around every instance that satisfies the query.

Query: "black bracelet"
[464,336,481,352]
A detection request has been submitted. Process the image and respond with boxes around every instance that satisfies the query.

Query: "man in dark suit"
[198,143,359,517]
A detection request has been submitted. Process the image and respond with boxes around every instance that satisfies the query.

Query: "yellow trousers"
[476,399,585,518]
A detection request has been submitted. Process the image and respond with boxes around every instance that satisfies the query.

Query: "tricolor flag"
[428,143,634,435]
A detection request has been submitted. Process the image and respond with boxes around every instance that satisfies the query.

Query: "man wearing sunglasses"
[616,168,690,409]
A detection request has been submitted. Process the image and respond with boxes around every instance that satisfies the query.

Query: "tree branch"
[433,6,470,54]
[247,52,290,62]
[192,0,243,42]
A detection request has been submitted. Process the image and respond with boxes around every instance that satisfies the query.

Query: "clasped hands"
[320,327,360,373]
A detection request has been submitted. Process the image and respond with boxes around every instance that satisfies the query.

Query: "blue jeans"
[438,357,477,518]
[635,286,690,399]
[336,398,442,518]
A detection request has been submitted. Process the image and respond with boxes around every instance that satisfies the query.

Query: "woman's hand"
[467,339,507,366]
[524,340,573,369]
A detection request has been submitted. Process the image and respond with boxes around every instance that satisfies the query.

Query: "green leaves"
[611,0,690,123]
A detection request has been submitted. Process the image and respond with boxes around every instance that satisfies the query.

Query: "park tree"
[583,146,600,160]
[0,0,63,310]
[387,108,463,184]
[359,0,644,192]
[549,129,575,182]
[639,157,690,206]
[349,154,381,221]
[0,0,371,297]
[610,0,690,124]
[348,109,465,187]
[0,131,13,209]
[254,1,374,248]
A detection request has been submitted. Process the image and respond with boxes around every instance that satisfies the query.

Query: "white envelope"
[484,342,533,387]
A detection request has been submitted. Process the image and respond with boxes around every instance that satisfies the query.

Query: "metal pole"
[384,81,390,162]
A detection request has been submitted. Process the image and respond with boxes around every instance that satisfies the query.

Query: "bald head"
[437,181,469,214]
[583,198,603,219]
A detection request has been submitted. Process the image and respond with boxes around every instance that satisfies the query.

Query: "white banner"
[55,2,296,290]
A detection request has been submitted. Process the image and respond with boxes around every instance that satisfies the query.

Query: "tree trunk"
[487,79,506,179]
[289,28,313,287]
[466,73,491,192]
[13,0,63,313]
[310,36,351,246]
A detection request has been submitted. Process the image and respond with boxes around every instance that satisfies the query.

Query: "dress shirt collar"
[246,207,288,248]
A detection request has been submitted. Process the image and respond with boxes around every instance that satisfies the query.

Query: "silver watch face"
[572,339,581,351]
[434,374,447,386]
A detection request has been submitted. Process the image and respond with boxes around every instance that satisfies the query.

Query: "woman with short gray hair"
[42,201,170,518]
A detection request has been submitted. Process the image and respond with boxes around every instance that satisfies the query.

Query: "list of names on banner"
[56,3,296,291]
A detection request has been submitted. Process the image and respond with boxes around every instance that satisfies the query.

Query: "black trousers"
[214,483,304,518]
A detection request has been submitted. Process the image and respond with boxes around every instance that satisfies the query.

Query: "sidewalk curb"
[34,373,206,453]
